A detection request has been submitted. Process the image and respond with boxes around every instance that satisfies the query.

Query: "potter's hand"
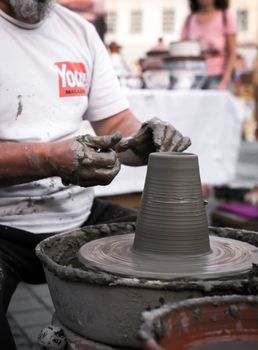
[62,133,122,187]
[116,117,191,165]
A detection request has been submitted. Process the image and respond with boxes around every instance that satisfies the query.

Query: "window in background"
[130,10,143,34]
[236,9,248,32]
[106,11,117,34]
[162,9,175,33]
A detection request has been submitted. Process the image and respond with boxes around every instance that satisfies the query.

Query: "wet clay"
[16,95,23,120]
[133,153,210,255]
[78,153,258,279]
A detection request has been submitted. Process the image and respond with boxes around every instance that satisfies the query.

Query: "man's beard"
[8,0,53,22]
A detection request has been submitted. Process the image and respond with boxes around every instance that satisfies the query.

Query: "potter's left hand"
[116,117,191,165]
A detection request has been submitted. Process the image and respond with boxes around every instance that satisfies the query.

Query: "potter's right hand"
[61,133,122,187]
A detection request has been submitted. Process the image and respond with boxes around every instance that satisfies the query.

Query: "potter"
[0,0,191,348]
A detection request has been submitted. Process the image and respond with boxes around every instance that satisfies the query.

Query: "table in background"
[95,90,244,197]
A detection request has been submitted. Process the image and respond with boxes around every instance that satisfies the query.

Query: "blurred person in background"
[149,37,169,53]
[108,41,131,79]
[181,0,237,90]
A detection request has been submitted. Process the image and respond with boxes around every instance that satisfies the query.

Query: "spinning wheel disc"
[78,233,258,280]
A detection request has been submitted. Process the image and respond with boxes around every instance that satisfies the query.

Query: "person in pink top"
[181,0,237,90]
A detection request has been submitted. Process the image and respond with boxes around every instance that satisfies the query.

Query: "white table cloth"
[95,90,244,196]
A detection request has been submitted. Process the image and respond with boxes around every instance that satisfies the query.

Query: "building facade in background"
[104,0,258,67]
[105,0,189,66]
[232,0,258,67]
[58,0,258,67]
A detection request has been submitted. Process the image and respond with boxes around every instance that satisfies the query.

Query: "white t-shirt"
[0,4,129,234]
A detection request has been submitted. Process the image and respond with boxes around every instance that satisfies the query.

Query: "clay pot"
[133,152,210,256]
[140,295,258,350]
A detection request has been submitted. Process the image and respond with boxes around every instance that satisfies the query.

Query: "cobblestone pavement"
[6,141,258,350]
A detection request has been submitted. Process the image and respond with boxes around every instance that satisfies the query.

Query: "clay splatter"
[16,95,23,120]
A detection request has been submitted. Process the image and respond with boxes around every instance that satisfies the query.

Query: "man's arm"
[0,134,121,187]
[91,109,141,138]
[0,140,68,186]
[0,110,190,187]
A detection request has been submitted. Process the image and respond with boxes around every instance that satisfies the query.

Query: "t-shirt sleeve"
[84,25,129,122]
[225,10,237,35]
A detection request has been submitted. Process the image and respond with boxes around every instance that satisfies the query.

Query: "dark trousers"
[0,198,137,350]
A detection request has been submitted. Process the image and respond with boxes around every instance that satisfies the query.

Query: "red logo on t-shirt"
[55,62,88,97]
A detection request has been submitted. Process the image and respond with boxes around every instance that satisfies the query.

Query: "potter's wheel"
[79,153,258,280]
[37,222,258,348]
[78,233,258,280]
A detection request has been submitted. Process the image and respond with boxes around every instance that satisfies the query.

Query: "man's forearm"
[91,109,141,137]
[0,139,75,187]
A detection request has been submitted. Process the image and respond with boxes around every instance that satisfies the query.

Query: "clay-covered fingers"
[175,136,191,152]
[116,117,191,157]
[78,161,121,187]
[82,133,122,151]
[78,149,121,187]
[161,129,191,152]
[65,136,122,187]
[153,123,175,151]
[148,117,191,153]
[115,128,146,153]
[150,120,171,150]
[93,157,121,185]
[115,137,131,153]
[81,148,118,168]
